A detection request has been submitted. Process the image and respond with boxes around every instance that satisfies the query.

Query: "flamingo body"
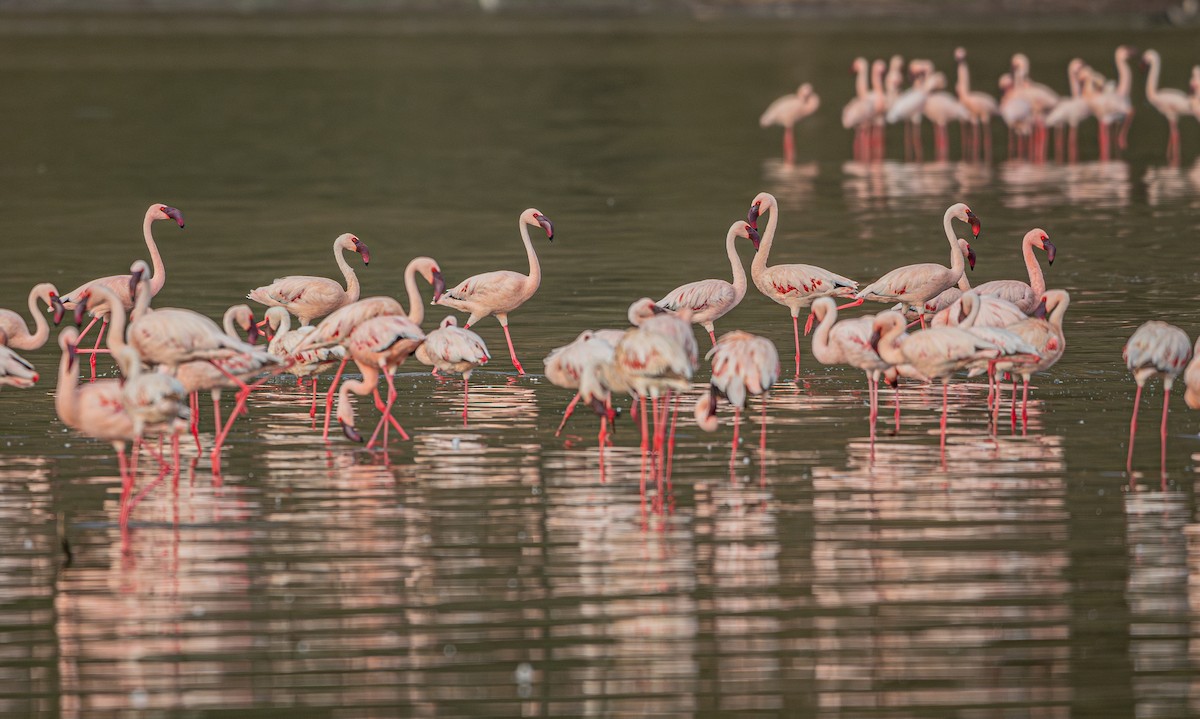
[247,233,369,326]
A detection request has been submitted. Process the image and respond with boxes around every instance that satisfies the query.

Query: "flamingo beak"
[431,270,446,304]
[246,319,260,345]
[966,211,981,238]
[73,295,89,327]
[747,203,761,230]
[747,225,761,250]
[129,268,143,298]
[66,342,78,367]
[163,206,185,228]
[650,303,668,315]
[868,327,882,353]
[51,296,66,325]
[706,386,720,419]
[341,421,363,443]
[967,245,977,270]
[1044,239,1057,265]
[1033,298,1048,319]
[352,238,370,265]
[536,215,554,241]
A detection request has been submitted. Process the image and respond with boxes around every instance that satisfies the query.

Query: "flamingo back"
[544,331,616,391]
[297,296,405,351]
[656,279,737,324]
[1124,321,1192,380]
[707,331,780,409]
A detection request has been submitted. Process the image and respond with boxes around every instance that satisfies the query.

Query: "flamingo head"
[590,396,620,431]
[439,315,458,330]
[957,238,976,270]
[410,257,445,304]
[50,293,67,326]
[1028,228,1055,265]
[341,421,363,443]
[954,47,966,63]
[523,209,554,241]
[957,291,977,324]
[336,234,370,265]
[869,311,907,355]
[999,73,1013,91]
[264,306,290,333]
[237,306,260,344]
[59,326,79,366]
[73,292,90,327]
[694,388,720,432]
[1011,53,1029,74]
[954,203,982,237]
[129,259,151,299]
[1032,296,1049,319]
[883,366,900,388]
[797,82,813,97]
[627,297,666,326]
[733,221,761,250]
[148,204,185,228]
[746,191,774,230]
[851,57,866,75]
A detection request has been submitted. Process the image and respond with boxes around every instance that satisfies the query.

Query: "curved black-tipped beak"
[73,295,89,327]
[51,296,66,325]
[246,319,260,345]
[747,225,761,250]
[1044,239,1057,265]
[868,327,882,353]
[431,270,446,304]
[352,238,370,266]
[164,206,185,228]
[66,342,78,367]
[966,211,981,238]
[967,245,977,270]
[341,421,363,443]
[885,371,899,389]
[706,386,720,419]
[129,268,144,299]
[650,303,668,315]
[536,215,554,242]
[1033,298,1048,319]
[747,203,761,230]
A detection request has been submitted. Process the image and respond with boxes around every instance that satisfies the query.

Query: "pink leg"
[212,393,222,437]
[462,376,469,426]
[1161,384,1172,475]
[1010,377,1018,432]
[322,357,349,440]
[1118,108,1133,150]
[708,329,717,346]
[1127,383,1143,473]
[792,315,802,381]
[667,393,680,478]
[88,319,108,381]
[189,391,201,452]
[940,380,949,452]
[555,393,581,437]
[367,370,408,449]
[639,395,649,454]
[502,324,525,375]
[783,125,795,165]
[730,408,741,476]
[309,379,319,419]
[759,394,767,453]
[1021,377,1030,434]
[893,383,901,432]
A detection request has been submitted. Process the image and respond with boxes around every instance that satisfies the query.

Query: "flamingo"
[265,306,346,419]
[111,345,190,469]
[810,297,891,435]
[994,290,1070,432]
[694,330,780,464]
[760,83,820,164]
[897,238,976,324]
[931,288,1026,329]
[58,204,185,378]
[1123,319,1191,474]
[415,316,490,426]
[1085,47,1135,158]
[973,228,1055,313]
[1045,60,1093,163]
[544,329,619,438]
[0,283,61,351]
[954,47,998,160]
[887,65,933,160]
[655,220,759,346]
[943,290,1041,410]
[842,58,876,158]
[247,232,370,326]
[55,326,138,481]
[921,73,971,161]
[1183,338,1200,411]
[746,191,858,380]
[1011,53,1060,161]
[999,74,1034,159]
[848,202,981,322]
[435,208,553,375]
[0,343,38,390]
[335,315,426,449]
[1142,49,1193,164]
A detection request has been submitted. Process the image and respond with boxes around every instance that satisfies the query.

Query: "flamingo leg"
[639,395,649,454]
[212,392,222,438]
[868,373,877,441]
[893,382,901,432]
[88,319,108,380]
[189,391,201,452]
[666,392,680,480]
[462,375,470,426]
[708,329,717,346]
[783,124,795,165]
[759,393,768,454]
[555,393,581,437]
[939,380,950,461]
[1021,377,1030,434]
[1127,383,1143,473]
[500,322,525,375]
[322,356,349,440]
[730,407,741,477]
[791,314,802,381]
[367,370,406,449]
[309,378,319,419]
[1118,108,1133,150]
[1161,383,1172,476]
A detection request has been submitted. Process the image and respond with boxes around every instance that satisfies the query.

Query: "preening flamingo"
[849,202,981,321]
[655,220,759,346]
[973,228,1055,313]
[694,330,780,463]
[335,315,426,449]
[954,47,998,160]
[59,203,184,378]
[0,343,37,390]
[544,329,619,438]
[628,297,699,371]
[247,232,370,326]
[1142,49,1193,164]
[760,83,820,164]
[0,283,61,351]
[435,208,553,375]
[1123,319,1191,474]
[995,290,1070,432]
[415,316,490,425]
[810,297,891,435]
[746,191,858,380]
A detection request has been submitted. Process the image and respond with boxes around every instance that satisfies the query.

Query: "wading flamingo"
[1123,319,1191,475]
[810,297,891,436]
[335,315,425,449]
[1011,53,1060,161]
[999,74,1034,159]
[746,191,858,380]
[931,288,1026,330]
[921,73,971,161]
[1045,60,1093,163]
[655,220,759,346]
[694,330,780,466]
[112,346,190,470]
[760,83,820,164]
[247,233,370,326]
[899,238,976,324]
[848,202,981,322]
[55,326,138,481]
[0,283,61,351]
[954,47,998,160]
[59,204,185,378]
[544,329,619,438]
[435,208,553,375]
[416,316,490,425]
[995,290,1070,432]
[265,307,346,420]
[973,228,1055,313]
[1142,49,1193,164]
[1089,45,1137,153]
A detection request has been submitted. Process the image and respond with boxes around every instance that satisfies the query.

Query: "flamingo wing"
[1124,321,1191,375]
[439,270,529,312]
[973,280,1036,314]
[760,264,858,304]
[856,263,955,304]
[656,279,735,318]
[247,275,348,315]
[0,346,37,388]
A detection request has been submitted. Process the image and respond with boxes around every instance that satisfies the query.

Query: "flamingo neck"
[403,260,424,326]
[1068,68,1082,98]
[956,62,971,99]
[877,323,907,365]
[519,219,541,292]
[811,306,838,364]
[1048,295,1070,328]
[1021,236,1046,296]
[855,64,869,99]
[725,229,748,302]
[23,286,50,350]
[101,289,128,354]
[131,279,153,323]
[334,241,361,304]
[870,65,885,96]
[1145,55,1161,102]
[944,210,965,280]
[55,345,80,428]
[142,210,167,298]
[750,200,779,278]
[1116,55,1132,99]
[222,307,241,339]
[957,273,972,292]
[959,295,982,329]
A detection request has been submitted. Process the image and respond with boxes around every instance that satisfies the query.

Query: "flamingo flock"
[766,47,1200,164]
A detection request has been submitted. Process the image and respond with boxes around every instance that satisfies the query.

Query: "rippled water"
[2,20,1200,717]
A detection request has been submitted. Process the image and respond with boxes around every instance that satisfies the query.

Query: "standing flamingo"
[954,47,998,160]
[887,65,933,160]
[1142,49,1193,164]
[335,315,425,449]
[435,208,553,375]
[1045,60,1093,163]
[1011,53,1060,161]
[0,343,37,390]
[694,330,780,465]
[973,228,1055,313]
[760,83,820,164]
[112,346,190,468]
[922,73,971,161]
[931,289,1026,329]
[55,326,138,480]
[810,297,891,436]
[58,204,185,378]
[247,233,370,326]
[1123,320,1191,475]
[999,74,1034,159]
[265,306,346,419]
[655,220,759,346]
[544,329,619,438]
[994,290,1070,432]
[746,191,858,380]
[900,238,976,324]
[848,202,981,322]
[0,283,61,351]
[416,316,490,425]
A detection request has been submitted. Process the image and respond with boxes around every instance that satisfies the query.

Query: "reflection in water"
[1000,160,1131,210]
[1144,160,1200,208]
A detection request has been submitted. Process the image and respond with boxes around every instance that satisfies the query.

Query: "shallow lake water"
[2,20,1200,717]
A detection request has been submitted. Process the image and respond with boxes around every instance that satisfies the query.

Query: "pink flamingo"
[900,238,976,324]
[1045,60,1093,163]
[59,204,184,378]
[247,233,370,326]
[0,283,61,351]
[760,83,820,164]
[746,192,858,380]
[55,326,138,478]
[1142,49,1193,165]
[847,202,981,322]
[544,329,620,438]
[655,220,759,346]
[1123,319,1191,475]
[946,291,1040,411]
[999,74,1034,159]
[994,290,1070,432]
[887,61,934,160]
[931,289,1026,329]
[0,343,37,390]
[954,47,998,160]
[810,297,891,435]
[335,315,425,449]
[435,208,553,375]
[112,346,190,469]
[921,73,970,161]
[842,58,877,158]
[1011,53,1060,161]
[264,306,346,419]
[973,228,1055,313]
[1183,338,1200,411]
[1092,46,1137,153]
[415,316,490,426]
[694,330,780,466]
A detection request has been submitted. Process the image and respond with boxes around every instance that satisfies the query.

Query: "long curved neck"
[334,242,361,303]
[956,61,970,97]
[1022,237,1046,296]
[751,201,779,276]
[811,308,838,363]
[1116,54,1132,98]
[55,348,79,428]
[944,211,965,278]
[404,261,424,326]
[1049,297,1070,329]
[855,64,869,98]
[222,307,241,339]
[130,280,153,323]
[1068,67,1082,98]
[520,220,541,291]
[725,230,748,301]
[143,211,167,297]
[1145,55,1161,101]
[25,288,49,348]
[877,323,907,365]
[957,273,972,291]
[102,291,128,354]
